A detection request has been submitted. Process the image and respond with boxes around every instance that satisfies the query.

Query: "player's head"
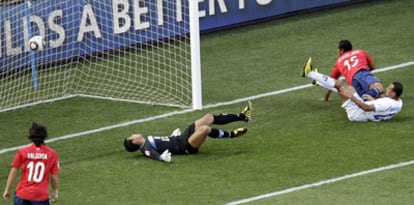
[338,40,352,54]
[28,122,48,147]
[123,134,144,152]
[389,81,403,98]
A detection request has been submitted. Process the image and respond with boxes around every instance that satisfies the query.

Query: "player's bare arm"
[322,89,332,101]
[339,86,375,111]
[3,167,18,202]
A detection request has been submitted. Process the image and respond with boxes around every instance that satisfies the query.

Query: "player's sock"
[307,71,338,92]
[209,128,231,138]
[213,114,245,125]
[365,87,381,98]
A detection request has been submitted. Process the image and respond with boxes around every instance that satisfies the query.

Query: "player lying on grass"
[123,101,253,162]
[304,40,384,101]
[302,62,403,122]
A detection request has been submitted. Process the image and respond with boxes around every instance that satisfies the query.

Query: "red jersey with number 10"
[11,144,59,201]
[330,49,374,85]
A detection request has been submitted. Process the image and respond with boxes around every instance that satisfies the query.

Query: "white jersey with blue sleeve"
[341,95,403,122]
[366,97,403,121]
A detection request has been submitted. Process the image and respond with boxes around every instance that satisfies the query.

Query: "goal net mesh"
[0,0,196,112]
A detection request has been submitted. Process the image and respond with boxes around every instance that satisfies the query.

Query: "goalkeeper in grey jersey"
[123,102,252,162]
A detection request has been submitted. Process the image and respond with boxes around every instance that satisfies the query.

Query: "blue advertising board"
[198,0,356,31]
[0,0,356,72]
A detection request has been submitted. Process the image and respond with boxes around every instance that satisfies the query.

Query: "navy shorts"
[14,193,50,205]
[179,123,199,154]
[352,69,381,96]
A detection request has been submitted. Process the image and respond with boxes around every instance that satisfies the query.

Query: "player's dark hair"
[338,40,352,52]
[28,122,48,147]
[123,138,141,152]
[392,81,403,97]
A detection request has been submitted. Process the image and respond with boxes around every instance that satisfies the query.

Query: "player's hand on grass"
[321,96,330,101]
[160,149,172,162]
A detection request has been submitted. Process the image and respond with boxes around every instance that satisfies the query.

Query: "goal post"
[0,0,202,112]
[189,0,202,110]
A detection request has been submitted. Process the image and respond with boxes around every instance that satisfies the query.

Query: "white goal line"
[1,61,413,156]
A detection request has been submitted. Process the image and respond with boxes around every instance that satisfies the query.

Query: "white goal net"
[0,0,202,112]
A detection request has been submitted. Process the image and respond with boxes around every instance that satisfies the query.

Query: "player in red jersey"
[3,123,59,205]
[302,64,403,122]
[322,40,384,101]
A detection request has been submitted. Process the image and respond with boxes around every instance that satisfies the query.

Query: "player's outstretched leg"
[208,127,248,138]
[211,101,252,125]
[311,68,319,86]
[241,101,253,122]
[304,68,340,93]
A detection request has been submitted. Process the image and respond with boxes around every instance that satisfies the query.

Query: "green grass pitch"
[1,0,414,204]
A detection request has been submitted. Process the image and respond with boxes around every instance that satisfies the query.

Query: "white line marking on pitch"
[224,160,414,205]
[1,61,413,156]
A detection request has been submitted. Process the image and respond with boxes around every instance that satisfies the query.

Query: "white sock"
[307,71,338,93]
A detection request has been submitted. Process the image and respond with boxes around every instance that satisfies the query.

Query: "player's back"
[13,144,59,201]
[332,49,373,84]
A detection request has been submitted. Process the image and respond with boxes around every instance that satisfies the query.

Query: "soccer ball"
[29,36,45,52]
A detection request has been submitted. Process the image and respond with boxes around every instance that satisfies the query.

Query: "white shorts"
[341,96,369,122]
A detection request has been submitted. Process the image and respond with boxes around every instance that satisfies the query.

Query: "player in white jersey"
[339,83,403,121]
[302,60,403,122]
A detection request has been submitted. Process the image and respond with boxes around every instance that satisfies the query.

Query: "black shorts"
[179,123,199,154]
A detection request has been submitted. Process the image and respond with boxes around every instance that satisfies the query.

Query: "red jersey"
[11,144,59,201]
[330,49,374,85]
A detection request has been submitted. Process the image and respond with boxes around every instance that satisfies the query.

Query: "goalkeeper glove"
[160,149,172,162]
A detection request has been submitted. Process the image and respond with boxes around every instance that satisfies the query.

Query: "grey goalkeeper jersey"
[139,135,186,160]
